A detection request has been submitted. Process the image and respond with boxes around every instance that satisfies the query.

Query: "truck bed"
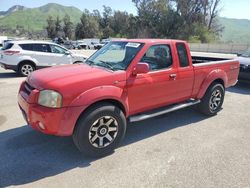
[192,56,229,64]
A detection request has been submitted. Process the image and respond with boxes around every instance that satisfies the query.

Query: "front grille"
[23,82,35,95]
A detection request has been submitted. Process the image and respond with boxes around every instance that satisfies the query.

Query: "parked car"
[87,42,98,50]
[0,41,87,76]
[235,49,250,82]
[93,41,109,50]
[17,39,239,157]
[53,37,64,45]
[76,41,88,49]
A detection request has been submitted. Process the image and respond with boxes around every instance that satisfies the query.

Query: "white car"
[0,41,87,76]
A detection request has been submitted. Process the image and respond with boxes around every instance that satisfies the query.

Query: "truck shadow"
[227,82,250,95]
[0,107,207,187]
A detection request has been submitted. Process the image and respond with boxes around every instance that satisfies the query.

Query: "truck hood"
[28,64,126,92]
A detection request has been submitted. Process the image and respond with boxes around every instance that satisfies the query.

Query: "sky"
[0,0,250,20]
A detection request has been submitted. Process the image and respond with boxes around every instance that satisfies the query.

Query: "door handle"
[169,74,177,80]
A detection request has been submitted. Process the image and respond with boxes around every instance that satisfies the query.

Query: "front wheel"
[198,83,225,116]
[73,103,127,157]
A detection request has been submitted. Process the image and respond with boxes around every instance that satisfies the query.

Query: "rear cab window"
[176,43,190,67]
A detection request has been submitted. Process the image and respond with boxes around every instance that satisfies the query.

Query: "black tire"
[198,83,225,116]
[18,62,35,77]
[73,103,127,157]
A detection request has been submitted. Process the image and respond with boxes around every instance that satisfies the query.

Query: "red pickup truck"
[18,39,239,157]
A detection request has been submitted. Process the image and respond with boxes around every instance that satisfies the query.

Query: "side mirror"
[132,63,150,76]
[64,51,71,55]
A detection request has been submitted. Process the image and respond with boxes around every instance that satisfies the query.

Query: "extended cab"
[18,39,239,157]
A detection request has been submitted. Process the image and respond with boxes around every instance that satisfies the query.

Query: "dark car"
[235,49,250,82]
[94,41,109,50]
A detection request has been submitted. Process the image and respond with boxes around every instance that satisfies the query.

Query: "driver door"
[127,44,179,115]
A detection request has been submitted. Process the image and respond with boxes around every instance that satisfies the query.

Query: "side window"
[50,45,67,54]
[19,44,33,51]
[176,43,189,67]
[140,45,172,71]
[33,44,51,53]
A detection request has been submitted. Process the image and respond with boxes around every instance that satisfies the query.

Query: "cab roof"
[114,38,186,44]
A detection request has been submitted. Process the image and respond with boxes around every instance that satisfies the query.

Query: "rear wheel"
[198,83,225,116]
[73,103,127,157]
[18,62,35,77]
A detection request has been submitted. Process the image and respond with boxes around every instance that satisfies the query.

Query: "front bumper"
[18,93,83,136]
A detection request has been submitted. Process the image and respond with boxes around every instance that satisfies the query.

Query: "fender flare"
[197,69,228,99]
[70,85,129,116]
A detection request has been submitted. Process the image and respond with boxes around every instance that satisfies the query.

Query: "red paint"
[18,39,240,136]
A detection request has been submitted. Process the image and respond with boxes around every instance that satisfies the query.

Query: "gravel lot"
[0,64,250,187]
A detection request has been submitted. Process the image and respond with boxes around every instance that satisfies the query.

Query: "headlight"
[38,90,62,108]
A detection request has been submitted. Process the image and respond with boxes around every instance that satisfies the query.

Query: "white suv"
[0,41,87,76]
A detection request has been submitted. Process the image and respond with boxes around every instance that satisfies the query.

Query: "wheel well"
[84,99,126,116]
[211,79,225,88]
[18,60,36,70]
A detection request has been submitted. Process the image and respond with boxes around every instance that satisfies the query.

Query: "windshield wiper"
[99,60,115,71]
[86,59,115,71]
[85,59,95,65]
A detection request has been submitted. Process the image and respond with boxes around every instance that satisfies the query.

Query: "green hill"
[0,3,82,31]
[218,17,250,43]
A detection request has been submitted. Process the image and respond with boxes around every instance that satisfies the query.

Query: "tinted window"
[176,43,189,67]
[2,43,14,50]
[140,45,172,71]
[19,44,33,51]
[19,43,51,52]
[33,44,51,52]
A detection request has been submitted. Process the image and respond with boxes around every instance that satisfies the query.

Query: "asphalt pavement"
[0,68,250,188]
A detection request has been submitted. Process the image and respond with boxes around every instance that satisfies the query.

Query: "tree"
[132,0,223,42]
[111,11,130,37]
[46,16,56,39]
[55,16,62,36]
[75,23,84,39]
[100,6,114,38]
[206,0,224,35]
[75,10,101,39]
[63,14,73,39]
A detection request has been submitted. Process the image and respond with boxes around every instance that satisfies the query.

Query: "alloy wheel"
[88,116,118,148]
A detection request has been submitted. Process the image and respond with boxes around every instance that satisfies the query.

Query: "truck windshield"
[86,41,144,71]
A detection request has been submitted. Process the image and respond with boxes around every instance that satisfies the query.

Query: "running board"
[129,100,201,122]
